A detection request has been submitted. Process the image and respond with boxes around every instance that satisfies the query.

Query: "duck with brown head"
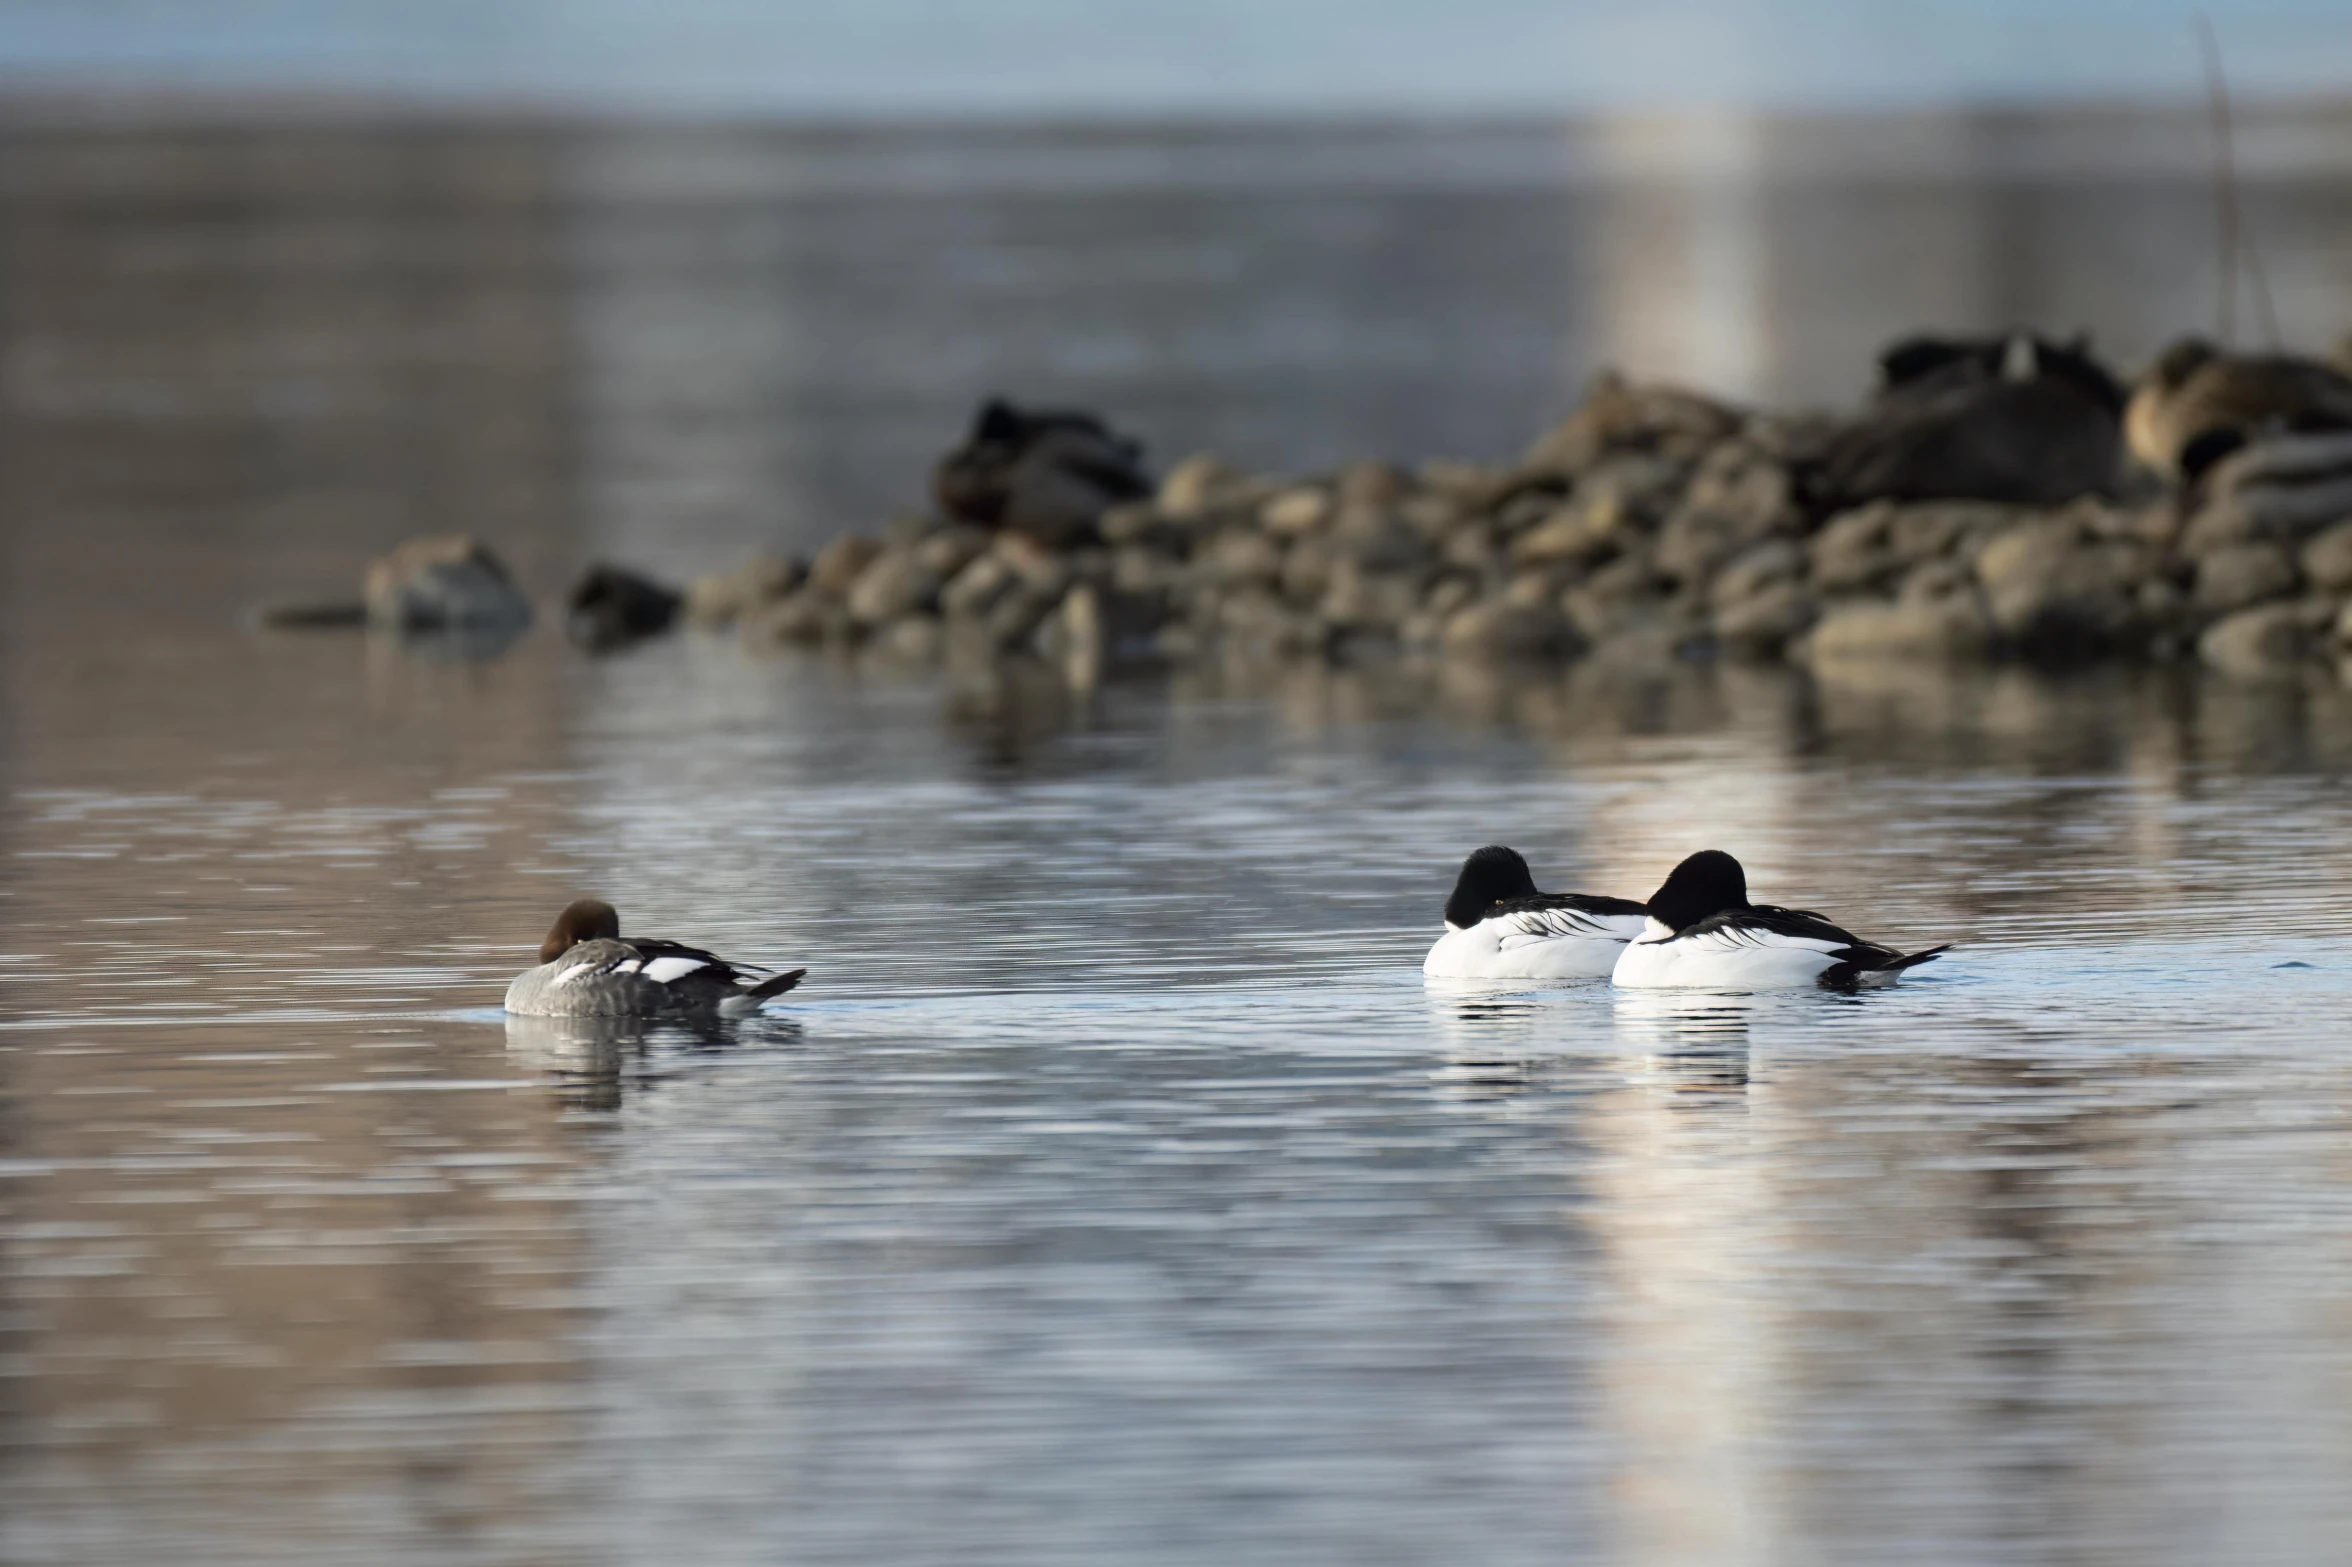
[505,898,807,1018]
[1613,850,1949,992]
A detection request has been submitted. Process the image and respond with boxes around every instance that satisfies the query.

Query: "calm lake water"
[4,115,2352,1566]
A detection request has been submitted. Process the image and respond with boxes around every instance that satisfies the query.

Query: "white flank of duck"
[1611,850,1949,991]
[503,899,807,1018]
[1423,846,1649,980]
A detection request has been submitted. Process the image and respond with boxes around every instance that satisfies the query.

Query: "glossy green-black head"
[1645,851,1749,934]
[1445,846,1540,929]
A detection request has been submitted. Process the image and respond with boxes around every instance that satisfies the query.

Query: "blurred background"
[4,0,2350,578]
[8,7,2352,1566]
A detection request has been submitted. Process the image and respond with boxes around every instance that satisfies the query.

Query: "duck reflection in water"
[1422,978,1556,1102]
[1611,988,1758,1096]
[505,1012,799,1111]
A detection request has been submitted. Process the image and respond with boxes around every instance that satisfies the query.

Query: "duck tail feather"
[745,967,808,1002]
[1884,944,1950,973]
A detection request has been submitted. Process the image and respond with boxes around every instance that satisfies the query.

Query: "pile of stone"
[673,336,2352,680]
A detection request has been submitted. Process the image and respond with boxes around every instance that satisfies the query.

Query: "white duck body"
[503,900,806,1018]
[1611,851,1948,992]
[1422,845,1648,980]
[1424,900,1650,979]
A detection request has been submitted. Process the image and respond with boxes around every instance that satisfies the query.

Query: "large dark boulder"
[930,398,1152,549]
[568,563,681,651]
[1800,332,2125,517]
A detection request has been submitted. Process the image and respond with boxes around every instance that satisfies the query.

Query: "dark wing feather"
[626,936,755,984]
[1683,904,1948,990]
[1681,904,1892,962]
[1492,892,1649,919]
[1488,892,1650,940]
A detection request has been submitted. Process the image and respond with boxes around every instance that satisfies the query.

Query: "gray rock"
[1888,500,2019,563]
[940,553,1016,619]
[1279,535,1335,606]
[1203,527,1283,588]
[1422,574,1480,619]
[1521,371,1741,478]
[2193,542,2299,615]
[1319,560,1420,631]
[1706,538,1805,612]
[1336,459,1412,511]
[1051,583,1106,684]
[685,555,804,627]
[808,535,885,600]
[1587,619,1694,666]
[870,613,944,663]
[846,549,945,627]
[1098,500,1172,547]
[2182,432,2352,552]
[1897,557,1975,605]
[1158,453,1238,519]
[364,536,532,631]
[1560,583,1664,645]
[1714,581,1819,656]
[1398,491,1462,541]
[1655,441,1794,585]
[744,587,848,647]
[2301,521,2352,592]
[1973,514,2141,651]
[1259,486,1332,537]
[1804,595,1995,661]
[1509,503,1614,568]
[1441,598,1580,660]
[1808,503,1907,595]
[1578,452,1694,527]
[1441,519,1505,576]
[1328,505,1429,572]
[984,584,1056,652]
[994,532,1074,598]
[1219,589,1323,655]
[915,525,992,579]
[1111,544,1188,599]
[2198,601,2326,676]
[1580,550,1662,603]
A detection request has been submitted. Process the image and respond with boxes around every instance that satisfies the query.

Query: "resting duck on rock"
[1423,846,1649,980]
[504,899,807,1018]
[931,397,1152,550]
[1612,851,1948,991]
[2126,338,2352,480]
[1800,330,2125,516]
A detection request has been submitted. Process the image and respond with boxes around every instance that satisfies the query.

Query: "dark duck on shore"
[504,899,807,1018]
[1612,850,1949,991]
[931,398,1152,549]
[1800,330,2126,516]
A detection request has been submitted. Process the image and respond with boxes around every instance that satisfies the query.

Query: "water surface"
[4,117,2352,1566]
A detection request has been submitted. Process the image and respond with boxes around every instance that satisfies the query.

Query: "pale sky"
[0,0,2345,115]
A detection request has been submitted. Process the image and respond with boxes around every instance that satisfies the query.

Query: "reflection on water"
[4,115,2352,1565]
[7,629,2352,1562]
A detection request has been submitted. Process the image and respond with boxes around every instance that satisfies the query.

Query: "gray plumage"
[503,899,806,1018]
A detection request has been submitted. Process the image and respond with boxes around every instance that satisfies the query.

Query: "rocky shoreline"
[301,331,2352,683]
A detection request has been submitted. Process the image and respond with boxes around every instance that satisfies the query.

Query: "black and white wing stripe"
[626,937,753,987]
[1675,904,1944,987]
[1490,893,1651,948]
[549,937,739,991]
